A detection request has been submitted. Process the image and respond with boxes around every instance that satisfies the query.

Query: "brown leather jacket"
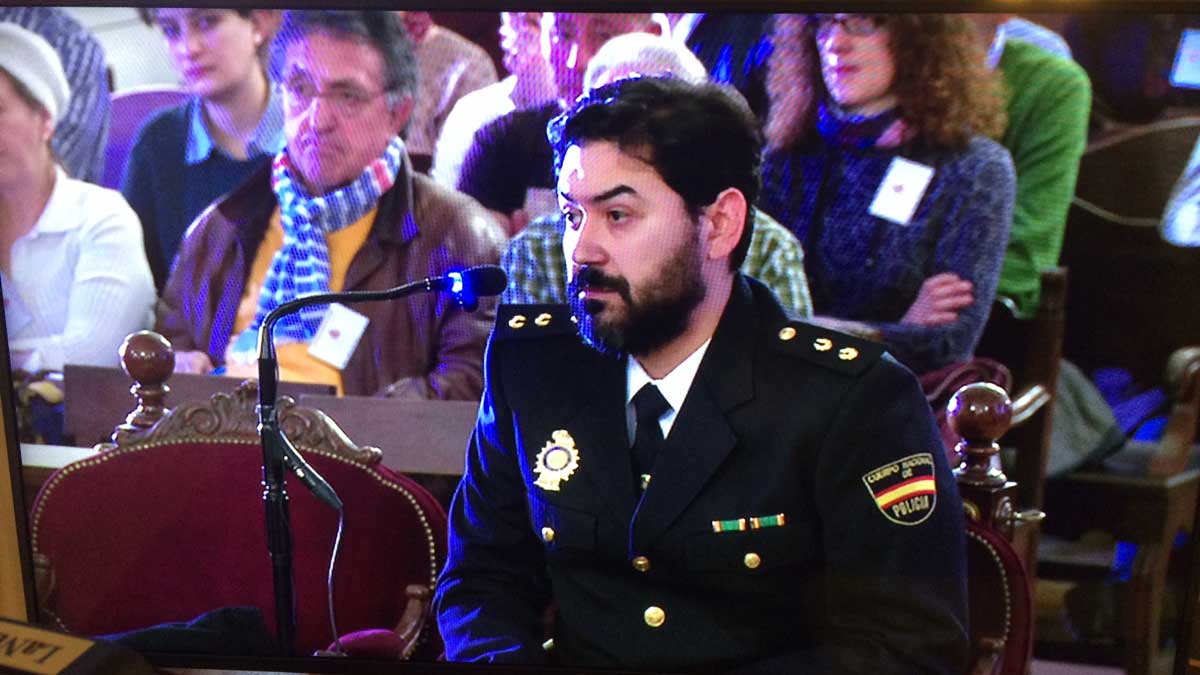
[156,156,506,400]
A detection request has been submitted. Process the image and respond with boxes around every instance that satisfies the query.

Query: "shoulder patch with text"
[862,453,938,526]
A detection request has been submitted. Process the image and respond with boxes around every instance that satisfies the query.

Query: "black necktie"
[631,384,671,491]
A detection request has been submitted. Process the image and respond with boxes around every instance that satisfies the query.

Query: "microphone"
[253,263,506,655]
[255,264,507,507]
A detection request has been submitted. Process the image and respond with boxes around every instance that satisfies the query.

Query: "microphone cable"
[325,506,347,656]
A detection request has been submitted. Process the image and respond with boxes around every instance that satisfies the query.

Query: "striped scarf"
[242,135,405,346]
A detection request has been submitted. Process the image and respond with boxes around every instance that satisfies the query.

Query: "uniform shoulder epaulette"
[767,319,884,376]
[495,304,577,340]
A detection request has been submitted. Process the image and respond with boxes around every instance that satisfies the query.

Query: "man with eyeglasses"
[157,10,505,400]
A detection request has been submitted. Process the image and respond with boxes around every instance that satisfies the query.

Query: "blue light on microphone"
[448,271,464,295]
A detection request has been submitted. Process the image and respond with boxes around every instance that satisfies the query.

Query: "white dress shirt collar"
[625,338,712,441]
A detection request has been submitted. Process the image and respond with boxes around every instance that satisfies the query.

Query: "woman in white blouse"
[0,23,154,371]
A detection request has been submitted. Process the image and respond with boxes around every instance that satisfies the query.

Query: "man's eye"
[196,12,220,30]
[160,23,180,39]
[562,209,583,228]
[607,210,628,223]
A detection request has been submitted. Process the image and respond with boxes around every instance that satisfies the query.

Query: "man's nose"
[568,220,608,269]
[305,95,338,132]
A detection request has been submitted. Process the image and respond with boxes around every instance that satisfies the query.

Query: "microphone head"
[447,265,507,313]
[449,265,509,298]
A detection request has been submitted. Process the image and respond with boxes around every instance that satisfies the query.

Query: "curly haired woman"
[760,13,1015,374]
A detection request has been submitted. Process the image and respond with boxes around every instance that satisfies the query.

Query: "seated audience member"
[972,15,1090,318]
[502,33,812,318]
[398,11,498,165]
[1162,135,1200,246]
[156,10,505,399]
[0,7,110,184]
[122,8,283,291]
[760,14,1015,375]
[457,12,660,234]
[435,76,968,672]
[667,12,773,122]
[431,11,556,189]
[0,24,154,371]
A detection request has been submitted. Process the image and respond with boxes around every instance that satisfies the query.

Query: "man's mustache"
[571,266,632,300]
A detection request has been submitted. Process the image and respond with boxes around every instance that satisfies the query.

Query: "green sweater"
[997,39,1091,317]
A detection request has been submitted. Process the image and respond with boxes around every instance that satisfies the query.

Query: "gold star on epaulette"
[769,320,882,375]
[495,304,577,340]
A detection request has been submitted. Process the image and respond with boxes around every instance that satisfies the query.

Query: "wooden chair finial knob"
[948,382,1012,445]
[119,330,174,386]
[112,331,175,445]
[949,382,1012,487]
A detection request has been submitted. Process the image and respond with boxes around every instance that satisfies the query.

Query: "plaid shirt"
[501,210,812,318]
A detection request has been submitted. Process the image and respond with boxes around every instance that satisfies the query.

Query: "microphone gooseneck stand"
[254,268,501,655]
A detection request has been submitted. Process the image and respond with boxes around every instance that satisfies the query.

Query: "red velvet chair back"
[965,521,1035,675]
[29,384,448,657]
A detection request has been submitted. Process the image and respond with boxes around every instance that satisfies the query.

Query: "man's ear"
[702,187,747,262]
[390,94,415,134]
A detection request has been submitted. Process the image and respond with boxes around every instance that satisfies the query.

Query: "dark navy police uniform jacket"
[435,275,969,673]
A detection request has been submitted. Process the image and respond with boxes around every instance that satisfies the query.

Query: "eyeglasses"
[280,78,391,117]
[811,14,885,40]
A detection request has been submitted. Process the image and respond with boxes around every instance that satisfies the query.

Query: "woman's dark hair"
[548,76,763,271]
[765,13,1005,151]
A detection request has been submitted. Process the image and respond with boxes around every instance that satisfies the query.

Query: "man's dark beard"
[567,235,706,358]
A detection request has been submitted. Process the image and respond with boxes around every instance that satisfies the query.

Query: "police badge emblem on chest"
[862,453,938,526]
[533,430,580,492]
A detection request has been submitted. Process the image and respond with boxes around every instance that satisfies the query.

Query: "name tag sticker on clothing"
[1170,29,1200,89]
[868,157,935,226]
[862,452,938,526]
[308,303,369,370]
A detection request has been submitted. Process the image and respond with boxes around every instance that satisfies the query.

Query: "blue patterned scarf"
[237,136,405,348]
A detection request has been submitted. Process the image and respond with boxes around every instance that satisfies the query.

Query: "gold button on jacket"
[540,527,555,543]
[632,556,650,572]
[643,606,665,628]
[743,552,762,569]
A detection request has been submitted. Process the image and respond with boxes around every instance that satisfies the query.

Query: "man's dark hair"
[268,10,417,102]
[548,76,763,270]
